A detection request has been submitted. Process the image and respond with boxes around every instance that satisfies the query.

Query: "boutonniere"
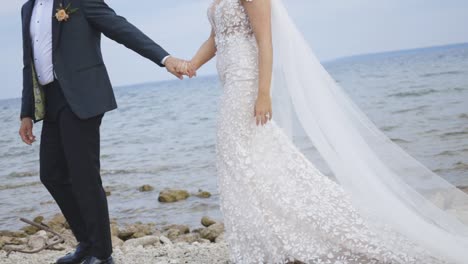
[55,3,78,22]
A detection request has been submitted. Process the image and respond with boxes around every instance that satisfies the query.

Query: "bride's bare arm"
[191,29,217,71]
[242,0,273,126]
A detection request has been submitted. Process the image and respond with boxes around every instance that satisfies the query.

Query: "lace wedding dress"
[208,0,468,263]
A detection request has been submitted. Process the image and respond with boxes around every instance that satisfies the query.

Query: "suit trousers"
[40,81,112,259]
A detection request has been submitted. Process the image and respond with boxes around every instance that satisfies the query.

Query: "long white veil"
[269,0,468,262]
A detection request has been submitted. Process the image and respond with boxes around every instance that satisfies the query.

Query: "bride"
[177,0,468,263]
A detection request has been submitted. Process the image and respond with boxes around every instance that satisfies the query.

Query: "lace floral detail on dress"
[209,1,449,263]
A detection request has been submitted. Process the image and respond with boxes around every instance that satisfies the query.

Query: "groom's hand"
[19,117,36,145]
[165,56,196,80]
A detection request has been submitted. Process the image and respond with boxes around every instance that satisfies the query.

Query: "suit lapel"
[52,0,64,51]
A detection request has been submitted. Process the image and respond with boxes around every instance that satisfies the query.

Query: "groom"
[18,0,194,263]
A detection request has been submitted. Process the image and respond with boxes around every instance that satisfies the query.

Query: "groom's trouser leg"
[58,107,112,259]
[40,119,90,244]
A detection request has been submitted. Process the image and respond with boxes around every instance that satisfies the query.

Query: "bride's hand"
[254,94,272,126]
[175,60,197,78]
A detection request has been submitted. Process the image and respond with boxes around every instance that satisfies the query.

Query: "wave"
[440,130,468,138]
[436,150,459,157]
[0,181,41,190]
[381,125,398,132]
[420,70,464,78]
[390,138,411,144]
[392,105,429,114]
[7,171,38,178]
[389,89,438,98]
[101,166,178,176]
[454,161,468,170]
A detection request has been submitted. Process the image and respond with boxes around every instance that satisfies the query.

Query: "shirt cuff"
[161,55,171,66]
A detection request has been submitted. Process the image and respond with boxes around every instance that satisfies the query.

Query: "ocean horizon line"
[1,42,467,102]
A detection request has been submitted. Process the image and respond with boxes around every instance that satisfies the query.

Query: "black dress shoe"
[56,243,91,264]
[82,256,114,264]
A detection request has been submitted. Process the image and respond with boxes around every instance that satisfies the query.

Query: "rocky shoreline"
[2,187,467,264]
[0,213,229,264]
[0,188,229,264]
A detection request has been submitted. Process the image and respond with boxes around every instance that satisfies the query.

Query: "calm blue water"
[0,43,467,230]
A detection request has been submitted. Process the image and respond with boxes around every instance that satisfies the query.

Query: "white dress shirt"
[30,0,54,86]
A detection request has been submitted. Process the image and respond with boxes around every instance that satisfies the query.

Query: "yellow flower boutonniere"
[55,3,78,22]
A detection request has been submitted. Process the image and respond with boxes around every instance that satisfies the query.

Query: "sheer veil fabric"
[269,0,468,262]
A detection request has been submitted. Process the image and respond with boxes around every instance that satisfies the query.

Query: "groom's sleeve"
[81,0,170,67]
[20,5,34,120]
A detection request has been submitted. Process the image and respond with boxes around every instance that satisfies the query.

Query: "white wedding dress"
[208,0,468,263]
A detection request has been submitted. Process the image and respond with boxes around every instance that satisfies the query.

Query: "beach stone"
[117,223,156,241]
[112,236,124,248]
[139,185,155,192]
[197,238,211,244]
[33,216,45,224]
[2,244,26,252]
[200,223,225,242]
[47,213,68,230]
[110,223,120,237]
[163,229,181,241]
[60,229,78,248]
[201,216,216,227]
[0,230,27,238]
[191,228,204,234]
[158,189,190,203]
[118,229,134,241]
[173,233,201,244]
[27,230,48,249]
[0,236,27,246]
[194,190,212,198]
[215,232,225,243]
[159,235,173,246]
[123,235,160,249]
[21,225,39,235]
[162,224,190,234]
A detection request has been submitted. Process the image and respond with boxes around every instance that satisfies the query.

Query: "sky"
[1,0,468,100]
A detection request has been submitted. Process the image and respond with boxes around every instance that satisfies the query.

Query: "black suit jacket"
[21,0,170,121]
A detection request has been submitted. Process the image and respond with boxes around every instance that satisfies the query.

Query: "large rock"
[200,223,225,242]
[118,223,156,241]
[122,235,160,248]
[201,216,216,227]
[158,189,190,203]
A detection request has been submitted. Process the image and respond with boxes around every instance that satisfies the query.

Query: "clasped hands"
[165,56,197,80]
